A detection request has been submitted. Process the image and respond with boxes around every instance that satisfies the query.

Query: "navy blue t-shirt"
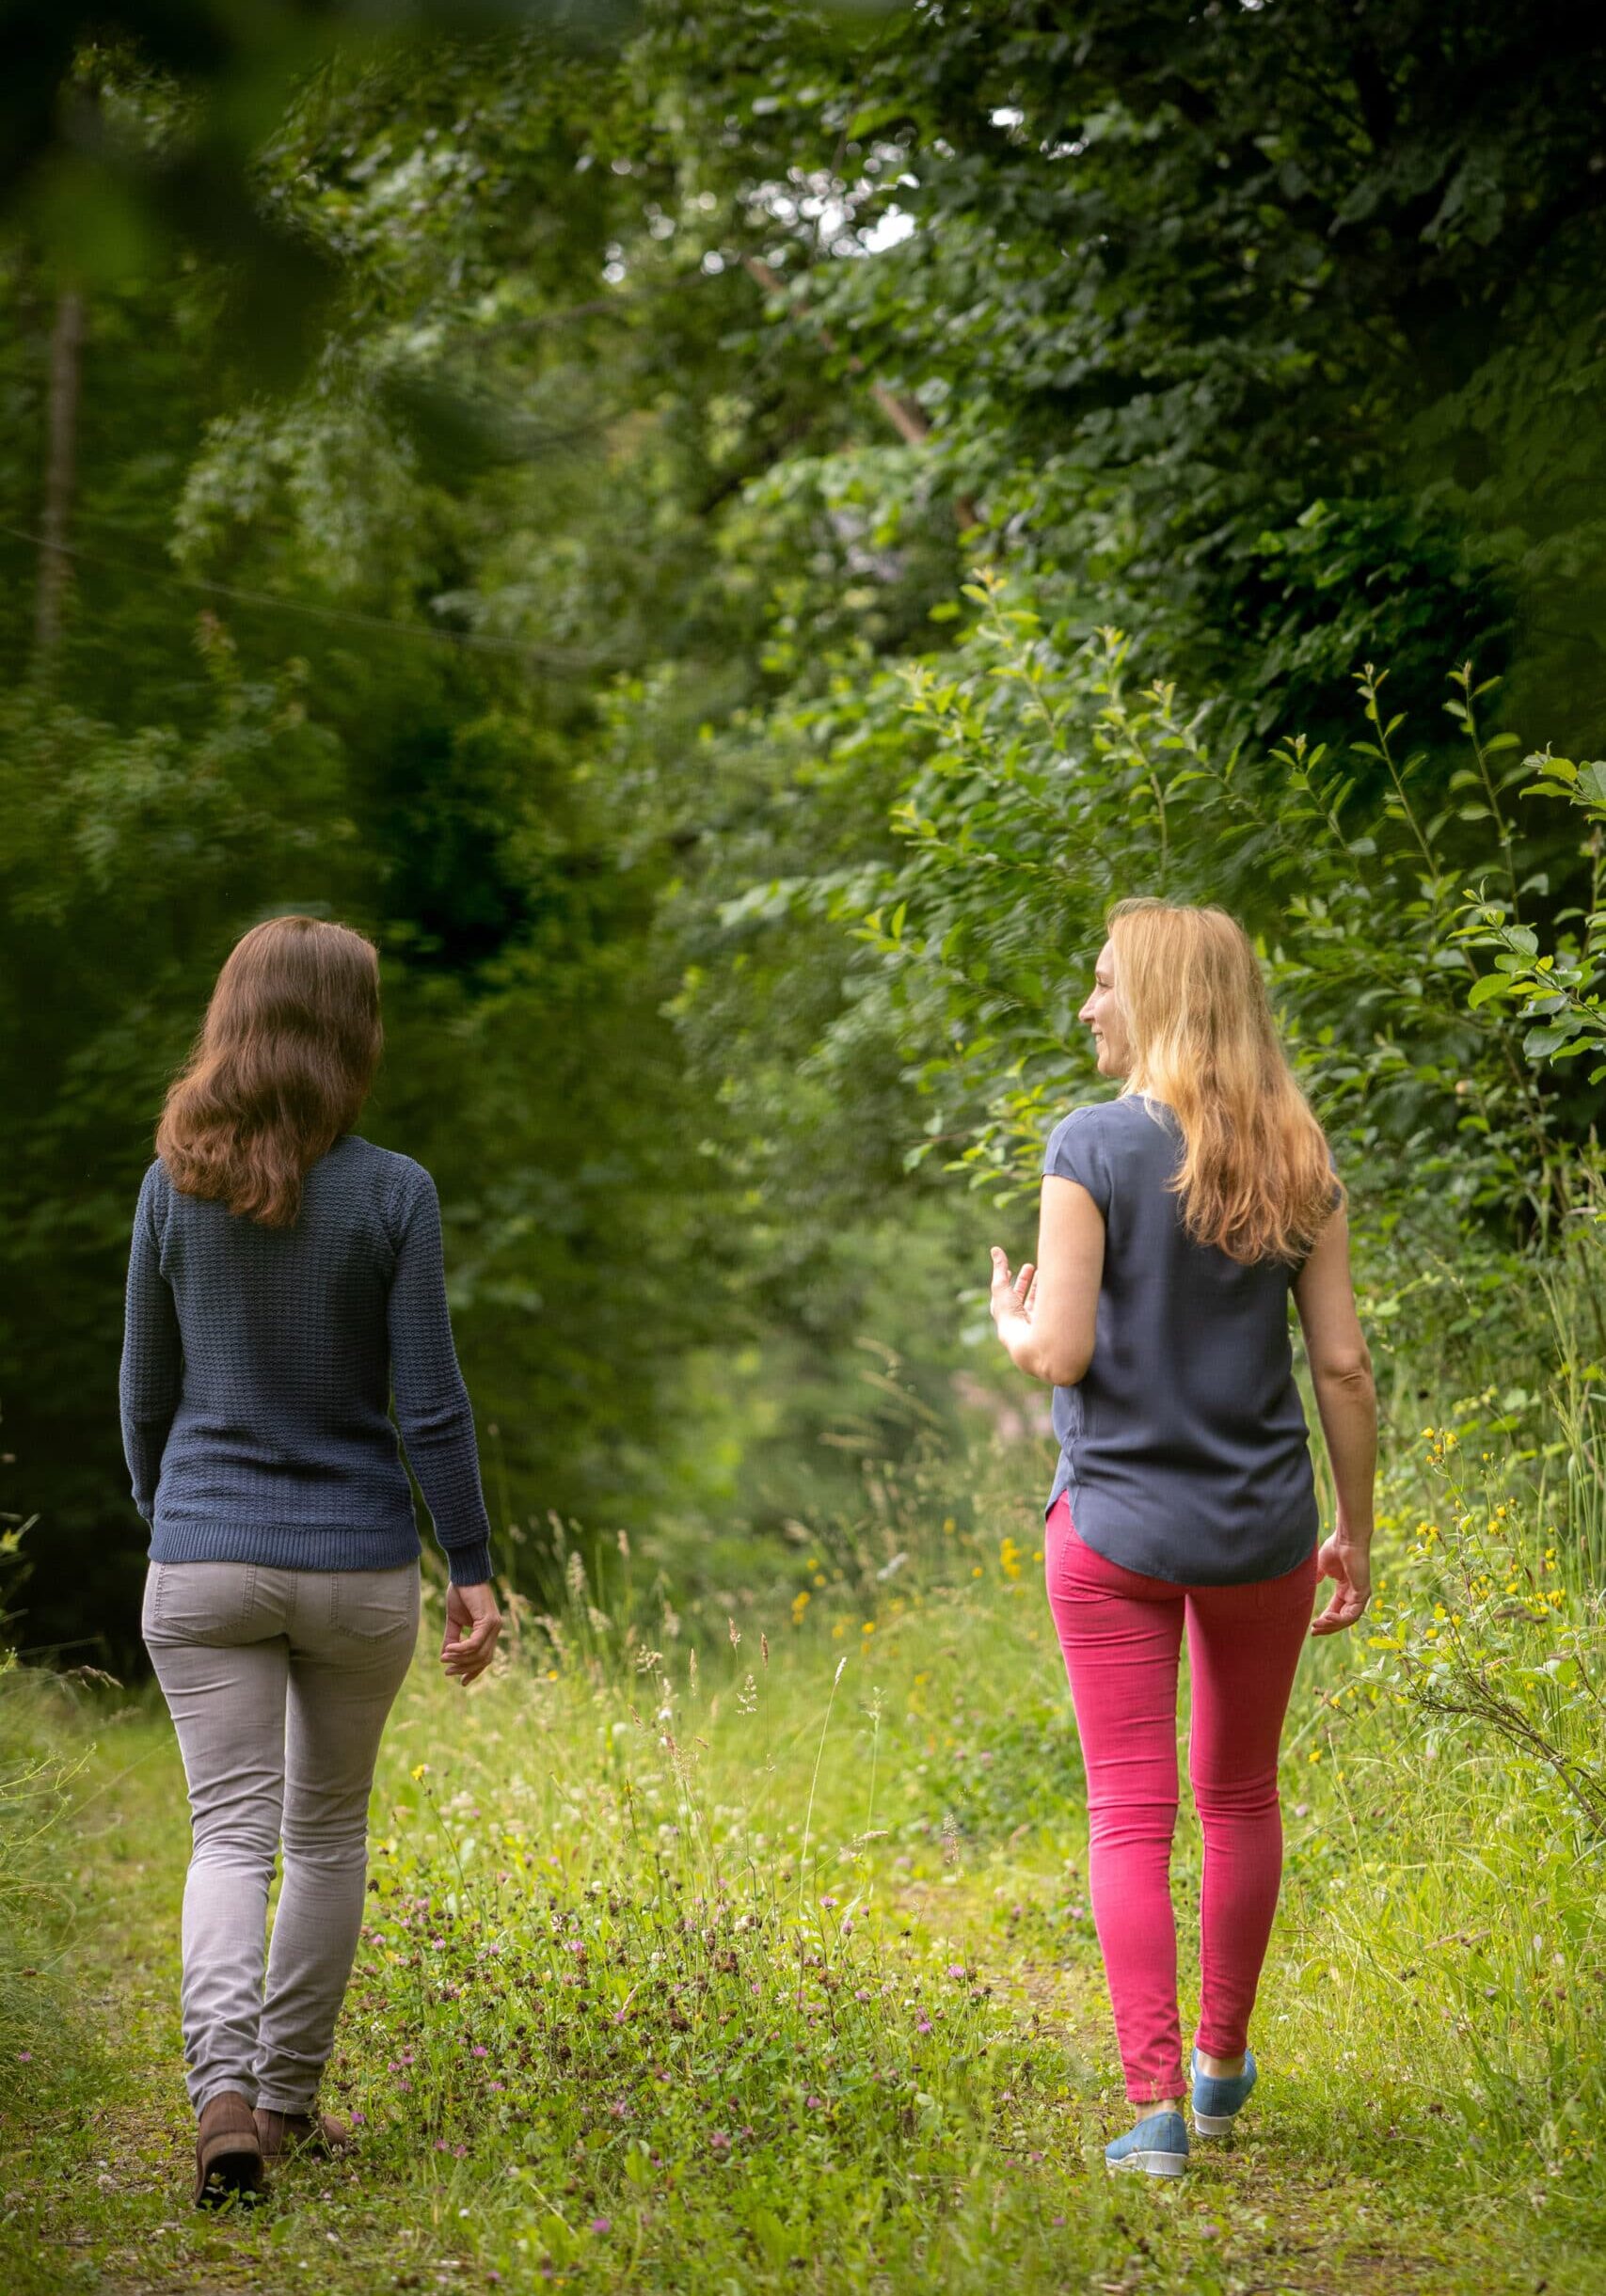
[1041,1096,1321,1585]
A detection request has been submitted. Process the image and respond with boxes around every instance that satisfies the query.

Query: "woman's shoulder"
[135,1155,171,1225]
[336,1136,438,1225]
[1042,1095,1153,1153]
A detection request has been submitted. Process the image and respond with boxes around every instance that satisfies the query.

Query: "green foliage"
[1363,1410,1606,1838]
[732,570,1598,1264]
[7,7,1606,1662]
[1456,752,1606,1091]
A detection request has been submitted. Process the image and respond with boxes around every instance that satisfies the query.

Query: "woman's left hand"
[990,1245,1036,1331]
[441,1580,503,1686]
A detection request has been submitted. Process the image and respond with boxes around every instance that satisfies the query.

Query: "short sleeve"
[1290,1140,1345,1271]
[1042,1108,1112,1216]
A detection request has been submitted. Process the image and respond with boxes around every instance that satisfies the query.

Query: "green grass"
[4,1446,1605,2292]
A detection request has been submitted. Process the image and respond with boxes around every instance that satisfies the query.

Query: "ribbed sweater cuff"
[445,1540,493,1588]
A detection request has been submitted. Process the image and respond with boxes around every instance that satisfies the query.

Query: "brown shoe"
[254,2107,356,2163]
[194,2090,263,2208]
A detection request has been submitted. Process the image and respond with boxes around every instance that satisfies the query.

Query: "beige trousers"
[142,1558,419,2114]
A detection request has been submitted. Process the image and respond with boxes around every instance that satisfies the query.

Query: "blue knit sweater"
[119,1136,493,1586]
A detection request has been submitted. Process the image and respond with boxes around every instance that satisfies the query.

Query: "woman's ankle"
[1195,2048,1246,2080]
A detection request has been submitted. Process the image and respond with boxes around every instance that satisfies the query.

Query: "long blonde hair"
[1105,897,1340,1264]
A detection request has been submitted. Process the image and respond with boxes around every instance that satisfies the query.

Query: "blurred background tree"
[3,0,1604,1663]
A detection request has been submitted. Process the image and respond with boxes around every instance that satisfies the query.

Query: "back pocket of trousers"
[329,1566,421,1641]
[145,1560,258,1639]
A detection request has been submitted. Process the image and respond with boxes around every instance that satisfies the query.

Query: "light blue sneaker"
[1104,2109,1189,2177]
[1191,2046,1257,2136]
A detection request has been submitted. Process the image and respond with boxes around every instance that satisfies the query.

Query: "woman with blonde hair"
[120,916,502,2205]
[990,898,1375,2177]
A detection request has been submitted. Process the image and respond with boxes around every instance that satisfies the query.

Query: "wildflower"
[589,2217,612,2235]
[855,1987,871,2002]
[999,1537,1022,1581]
[972,1566,983,1579]
[709,2130,731,2154]
[946,1963,966,1979]
[821,1895,838,1910]
[410,1763,430,1782]
[915,2016,932,2034]
[470,2045,488,2059]
[792,1591,811,1622]
[805,2095,823,2110]
[862,1622,876,1637]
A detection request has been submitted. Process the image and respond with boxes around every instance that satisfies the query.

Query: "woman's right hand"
[442,1580,502,1685]
[1310,1529,1372,1637]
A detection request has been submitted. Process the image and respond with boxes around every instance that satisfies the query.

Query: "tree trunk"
[35,285,85,667]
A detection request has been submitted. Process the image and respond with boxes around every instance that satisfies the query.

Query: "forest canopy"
[5,0,1606,1662]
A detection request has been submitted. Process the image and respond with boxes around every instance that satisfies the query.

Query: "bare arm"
[990,1177,1105,1386]
[1293,1207,1377,1636]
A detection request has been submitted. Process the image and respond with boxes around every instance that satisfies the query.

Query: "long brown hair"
[1105,897,1340,1264]
[157,916,382,1227]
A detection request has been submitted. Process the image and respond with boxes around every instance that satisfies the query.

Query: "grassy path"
[2,1681,1596,2296]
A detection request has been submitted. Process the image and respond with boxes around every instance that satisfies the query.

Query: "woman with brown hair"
[120,916,502,2206]
[990,898,1376,2177]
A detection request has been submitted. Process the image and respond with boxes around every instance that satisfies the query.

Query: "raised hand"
[989,1244,1037,1329]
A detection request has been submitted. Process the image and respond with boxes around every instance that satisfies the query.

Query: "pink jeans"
[1044,1492,1317,2102]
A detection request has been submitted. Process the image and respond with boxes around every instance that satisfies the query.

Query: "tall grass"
[289,1413,1606,2288]
[0,1658,86,2091]
[10,1355,1606,2289]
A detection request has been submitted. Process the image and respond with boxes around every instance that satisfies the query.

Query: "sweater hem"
[149,1519,423,1574]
